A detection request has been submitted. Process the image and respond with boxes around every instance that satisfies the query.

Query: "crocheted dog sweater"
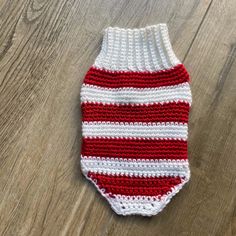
[80,24,192,216]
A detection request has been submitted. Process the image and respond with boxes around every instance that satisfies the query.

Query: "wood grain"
[0,0,235,235]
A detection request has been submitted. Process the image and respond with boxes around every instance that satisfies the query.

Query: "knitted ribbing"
[94,24,181,71]
[80,23,192,216]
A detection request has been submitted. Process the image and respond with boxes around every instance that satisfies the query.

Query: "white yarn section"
[83,171,190,216]
[93,24,181,72]
[81,156,189,177]
[81,82,192,105]
[82,121,188,140]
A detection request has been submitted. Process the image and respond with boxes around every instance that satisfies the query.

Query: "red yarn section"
[88,172,183,197]
[82,138,188,160]
[81,101,190,123]
[84,64,190,88]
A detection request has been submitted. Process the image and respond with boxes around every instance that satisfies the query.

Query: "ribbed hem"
[93,24,181,72]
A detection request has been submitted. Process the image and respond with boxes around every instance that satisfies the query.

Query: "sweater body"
[81,24,192,216]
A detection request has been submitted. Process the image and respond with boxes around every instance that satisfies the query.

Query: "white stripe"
[82,121,188,140]
[81,82,192,105]
[81,156,189,177]
[82,156,188,163]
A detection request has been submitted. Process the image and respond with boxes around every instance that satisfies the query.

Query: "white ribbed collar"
[93,24,181,72]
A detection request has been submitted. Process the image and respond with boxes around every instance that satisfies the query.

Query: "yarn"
[80,23,192,216]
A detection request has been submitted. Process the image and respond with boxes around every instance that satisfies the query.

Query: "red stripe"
[81,101,190,123]
[82,138,187,160]
[88,172,183,197]
[84,64,190,88]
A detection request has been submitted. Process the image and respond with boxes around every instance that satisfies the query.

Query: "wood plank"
[1,0,235,235]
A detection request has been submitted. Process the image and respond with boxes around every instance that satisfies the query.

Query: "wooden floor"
[0,0,236,235]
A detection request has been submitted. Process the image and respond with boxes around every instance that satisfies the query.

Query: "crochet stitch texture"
[80,24,192,216]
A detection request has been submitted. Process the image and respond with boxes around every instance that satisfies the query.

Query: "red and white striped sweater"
[80,24,192,216]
